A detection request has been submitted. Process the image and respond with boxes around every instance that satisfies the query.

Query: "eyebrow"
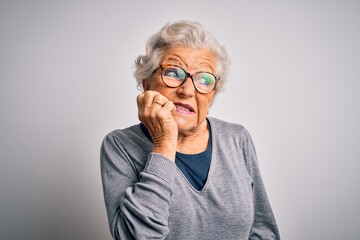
[165,59,215,73]
[164,57,187,69]
[163,52,216,74]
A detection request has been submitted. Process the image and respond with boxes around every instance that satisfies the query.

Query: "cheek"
[146,79,161,91]
[198,95,214,110]
[146,78,174,96]
[197,99,212,117]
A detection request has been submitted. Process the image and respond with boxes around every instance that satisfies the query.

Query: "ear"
[208,91,217,107]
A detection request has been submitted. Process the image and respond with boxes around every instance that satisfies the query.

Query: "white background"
[1,1,359,239]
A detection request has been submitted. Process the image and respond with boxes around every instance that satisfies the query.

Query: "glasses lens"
[162,66,186,87]
[193,73,216,93]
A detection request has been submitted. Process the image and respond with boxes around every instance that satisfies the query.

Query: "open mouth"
[174,102,195,113]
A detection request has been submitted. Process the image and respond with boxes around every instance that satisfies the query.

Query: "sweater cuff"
[144,152,177,186]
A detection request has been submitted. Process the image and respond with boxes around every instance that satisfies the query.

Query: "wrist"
[152,143,176,161]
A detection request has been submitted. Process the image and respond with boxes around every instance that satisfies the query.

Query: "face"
[143,46,217,135]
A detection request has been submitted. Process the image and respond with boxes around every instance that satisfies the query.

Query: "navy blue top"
[139,121,212,191]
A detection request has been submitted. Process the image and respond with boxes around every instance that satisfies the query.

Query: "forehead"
[162,46,217,72]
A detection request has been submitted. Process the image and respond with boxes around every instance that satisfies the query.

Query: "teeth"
[176,104,191,111]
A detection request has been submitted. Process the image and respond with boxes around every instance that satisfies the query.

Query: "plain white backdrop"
[1,1,359,239]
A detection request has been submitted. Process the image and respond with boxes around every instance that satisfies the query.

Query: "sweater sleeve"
[100,132,177,240]
[241,128,281,240]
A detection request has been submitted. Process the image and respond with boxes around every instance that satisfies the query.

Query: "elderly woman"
[101,21,280,239]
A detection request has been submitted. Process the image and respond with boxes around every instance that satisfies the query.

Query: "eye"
[163,68,178,78]
[196,73,215,86]
[163,66,185,79]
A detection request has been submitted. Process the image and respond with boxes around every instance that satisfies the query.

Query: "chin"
[174,116,206,134]
[174,117,195,131]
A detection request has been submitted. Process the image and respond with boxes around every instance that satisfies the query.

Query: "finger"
[152,95,167,104]
[136,93,145,108]
[143,91,155,107]
[162,100,176,112]
[153,100,165,107]
[144,91,169,107]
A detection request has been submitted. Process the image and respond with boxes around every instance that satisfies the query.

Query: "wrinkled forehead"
[161,46,217,74]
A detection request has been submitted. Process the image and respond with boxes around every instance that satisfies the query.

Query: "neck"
[177,120,209,154]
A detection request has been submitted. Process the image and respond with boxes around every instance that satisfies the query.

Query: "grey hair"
[134,20,231,93]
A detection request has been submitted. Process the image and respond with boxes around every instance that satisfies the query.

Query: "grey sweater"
[101,117,280,240]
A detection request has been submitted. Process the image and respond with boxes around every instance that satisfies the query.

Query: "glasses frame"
[156,64,220,94]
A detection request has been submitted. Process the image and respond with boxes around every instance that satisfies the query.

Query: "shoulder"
[103,124,145,145]
[101,124,152,155]
[207,117,251,140]
[104,124,141,140]
[101,124,152,173]
[208,117,259,174]
[208,117,256,158]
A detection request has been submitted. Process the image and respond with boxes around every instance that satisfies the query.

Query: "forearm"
[103,152,177,240]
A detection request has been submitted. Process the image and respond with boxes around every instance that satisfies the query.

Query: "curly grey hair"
[134,20,231,93]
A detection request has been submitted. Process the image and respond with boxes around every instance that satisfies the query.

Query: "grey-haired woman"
[101,20,280,240]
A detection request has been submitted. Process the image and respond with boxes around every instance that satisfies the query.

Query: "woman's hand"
[137,91,177,161]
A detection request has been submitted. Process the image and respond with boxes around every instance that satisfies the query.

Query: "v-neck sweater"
[101,117,280,240]
[139,121,212,191]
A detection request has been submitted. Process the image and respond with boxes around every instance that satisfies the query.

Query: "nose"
[177,77,196,97]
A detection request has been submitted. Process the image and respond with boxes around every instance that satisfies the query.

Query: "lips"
[174,102,195,113]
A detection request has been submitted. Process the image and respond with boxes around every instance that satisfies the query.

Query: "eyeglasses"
[156,64,220,94]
